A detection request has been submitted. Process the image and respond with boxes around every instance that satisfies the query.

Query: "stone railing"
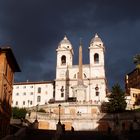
[27,111,140,122]
[28,112,105,121]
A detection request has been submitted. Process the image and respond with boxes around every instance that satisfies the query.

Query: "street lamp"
[58,104,61,123]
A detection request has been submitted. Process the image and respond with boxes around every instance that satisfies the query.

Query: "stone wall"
[27,111,140,131]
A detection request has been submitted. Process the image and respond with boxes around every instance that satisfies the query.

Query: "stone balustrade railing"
[27,111,140,122]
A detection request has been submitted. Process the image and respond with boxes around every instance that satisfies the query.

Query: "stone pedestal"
[56,122,63,135]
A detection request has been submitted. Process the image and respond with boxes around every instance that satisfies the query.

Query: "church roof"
[90,33,102,44]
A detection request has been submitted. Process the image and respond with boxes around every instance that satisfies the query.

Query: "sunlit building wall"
[12,81,54,108]
[0,47,20,138]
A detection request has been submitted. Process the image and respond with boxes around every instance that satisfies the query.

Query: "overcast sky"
[0,0,140,90]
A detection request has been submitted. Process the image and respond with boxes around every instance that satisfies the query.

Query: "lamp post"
[58,104,61,123]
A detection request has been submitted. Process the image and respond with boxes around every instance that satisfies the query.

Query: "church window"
[96,92,99,96]
[94,53,99,63]
[60,86,64,97]
[95,85,99,96]
[61,92,64,97]
[61,55,66,65]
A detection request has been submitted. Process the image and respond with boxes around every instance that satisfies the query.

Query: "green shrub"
[12,107,27,119]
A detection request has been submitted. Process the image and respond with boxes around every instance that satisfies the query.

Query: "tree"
[107,83,127,113]
[133,54,140,69]
[12,107,27,119]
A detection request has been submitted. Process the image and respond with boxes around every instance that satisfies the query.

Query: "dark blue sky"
[0,0,140,90]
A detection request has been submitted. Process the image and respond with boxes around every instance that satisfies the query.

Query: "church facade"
[55,34,107,103]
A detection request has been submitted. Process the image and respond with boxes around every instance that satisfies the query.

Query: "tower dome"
[59,36,72,46]
[90,33,102,44]
[57,35,73,54]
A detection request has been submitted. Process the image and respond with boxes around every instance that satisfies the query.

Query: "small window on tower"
[61,92,64,97]
[95,85,99,96]
[94,53,99,63]
[74,74,76,78]
[61,55,66,65]
[96,92,99,96]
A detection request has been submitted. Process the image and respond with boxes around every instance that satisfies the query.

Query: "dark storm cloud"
[0,0,140,89]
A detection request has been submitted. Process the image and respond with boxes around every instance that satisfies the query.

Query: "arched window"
[61,55,66,65]
[94,53,99,63]
[38,87,41,93]
[37,96,41,102]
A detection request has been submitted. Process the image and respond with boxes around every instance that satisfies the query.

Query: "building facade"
[125,68,140,108]
[12,81,54,108]
[125,68,140,92]
[0,47,20,138]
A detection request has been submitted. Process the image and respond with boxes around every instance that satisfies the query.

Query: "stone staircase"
[23,129,118,140]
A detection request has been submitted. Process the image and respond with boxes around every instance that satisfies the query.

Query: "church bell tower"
[55,36,73,101]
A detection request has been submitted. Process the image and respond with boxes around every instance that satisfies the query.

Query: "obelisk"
[78,43,83,85]
[71,40,87,101]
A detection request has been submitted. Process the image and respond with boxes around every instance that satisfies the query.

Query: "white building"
[12,81,54,108]
[12,34,107,108]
